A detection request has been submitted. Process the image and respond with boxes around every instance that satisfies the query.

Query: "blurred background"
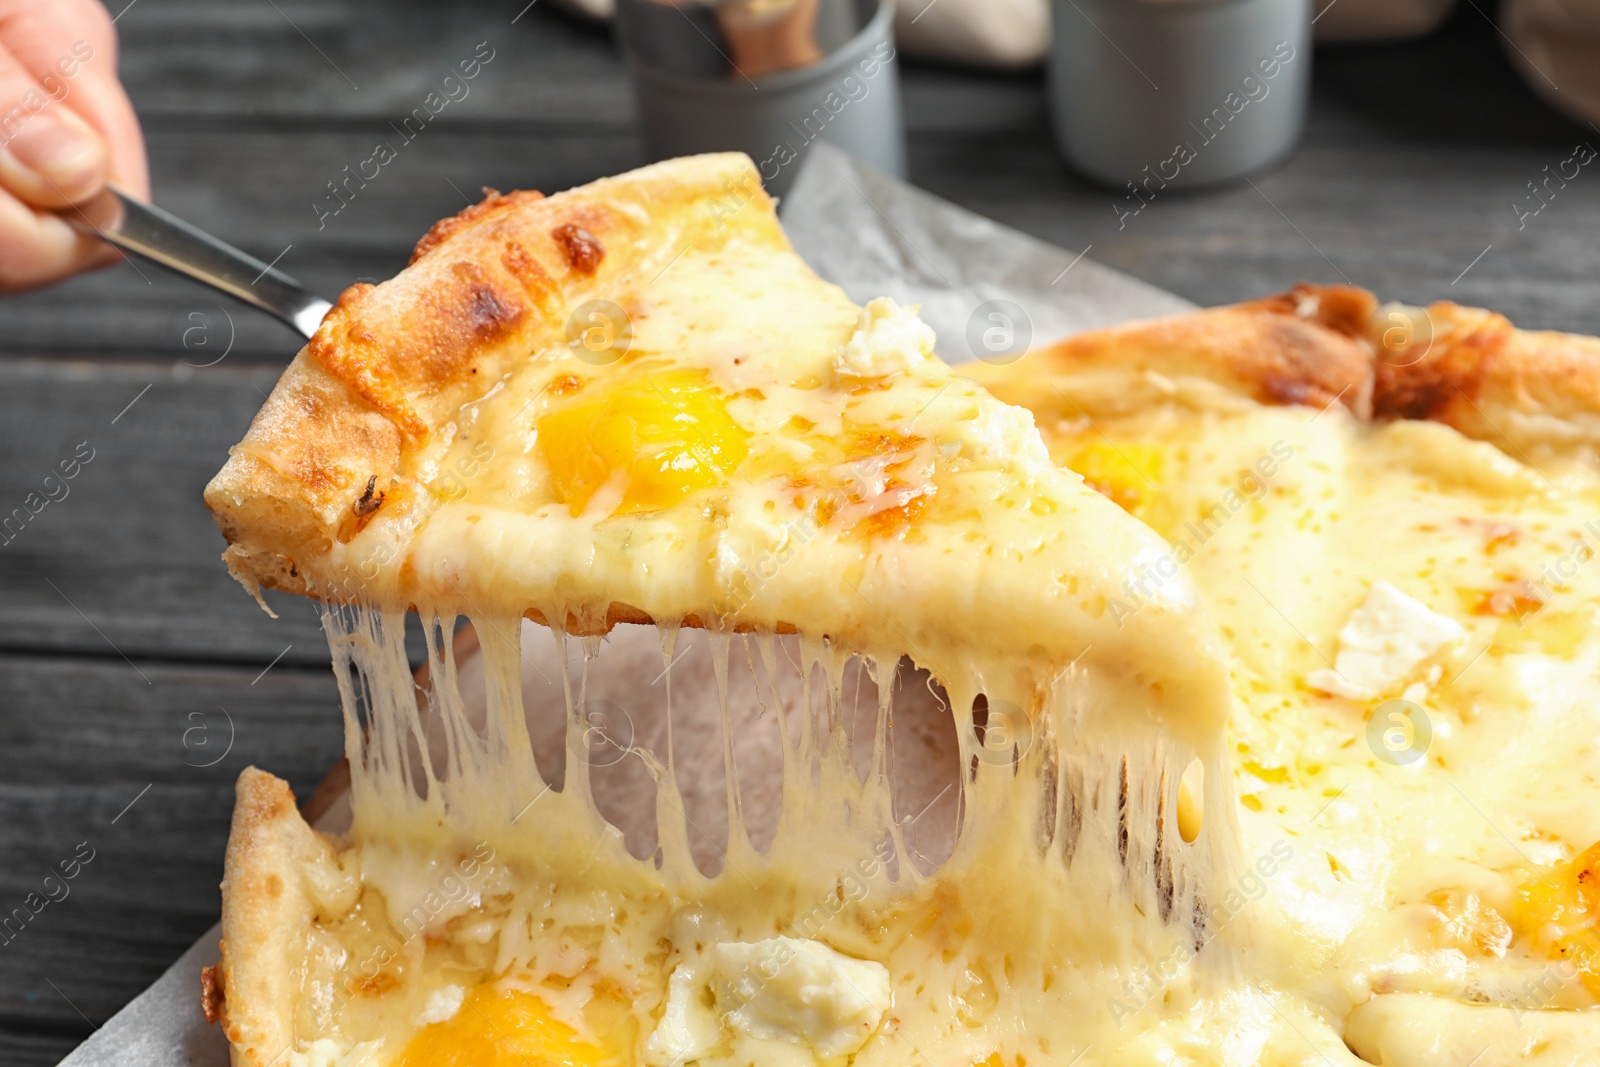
[1,1,1598,1064]
[8,0,1600,357]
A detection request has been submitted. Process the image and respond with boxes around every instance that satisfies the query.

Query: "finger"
[0,0,145,198]
[0,39,108,207]
[68,51,148,199]
[0,182,117,293]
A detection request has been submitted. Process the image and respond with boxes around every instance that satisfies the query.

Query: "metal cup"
[1048,0,1311,191]
[618,0,906,198]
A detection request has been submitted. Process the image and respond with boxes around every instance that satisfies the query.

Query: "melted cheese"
[646,937,891,1064]
[250,273,1257,1066]
[1013,378,1600,1063]
[326,240,1234,764]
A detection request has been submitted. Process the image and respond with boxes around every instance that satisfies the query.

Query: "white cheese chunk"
[288,1038,382,1067]
[955,399,1051,467]
[835,297,934,378]
[713,938,891,1056]
[416,984,464,1025]
[645,937,892,1064]
[1307,581,1465,701]
[644,959,722,1066]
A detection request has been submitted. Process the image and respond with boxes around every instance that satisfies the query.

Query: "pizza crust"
[963,283,1379,424]
[214,768,350,1067]
[967,281,1600,463]
[1371,298,1600,456]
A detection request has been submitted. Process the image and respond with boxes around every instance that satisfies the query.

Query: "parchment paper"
[55,143,1191,1067]
[780,143,1193,362]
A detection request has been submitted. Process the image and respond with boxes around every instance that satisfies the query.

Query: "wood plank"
[117,0,635,127]
[0,357,346,665]
[0,651,344,1052]
[910,129,1600,332]
[0,130,1586,360]
[0,1030,82,1067]
[7,103,1599,362]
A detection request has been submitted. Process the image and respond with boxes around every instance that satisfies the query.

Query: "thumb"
[0,82,108,208]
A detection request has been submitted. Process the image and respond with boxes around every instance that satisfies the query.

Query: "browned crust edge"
[215,768,343,1067]
[969,282,1600,463]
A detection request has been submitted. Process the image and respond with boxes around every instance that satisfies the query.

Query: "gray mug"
[1048,0,1311,193]
[620,0,906,198]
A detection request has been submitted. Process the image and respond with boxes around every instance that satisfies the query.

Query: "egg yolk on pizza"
[535,369,750,518]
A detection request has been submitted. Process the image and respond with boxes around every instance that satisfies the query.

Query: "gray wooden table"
[0,2,1594,1063]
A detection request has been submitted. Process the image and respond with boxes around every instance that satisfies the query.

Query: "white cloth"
[1310,0,1456,41]
[1503,0,1600,124]
[891,0,1049,68]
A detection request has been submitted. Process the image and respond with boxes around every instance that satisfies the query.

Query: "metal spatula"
[61,186,333,340]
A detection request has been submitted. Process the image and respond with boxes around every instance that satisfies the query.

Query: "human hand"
[0,0,148,293]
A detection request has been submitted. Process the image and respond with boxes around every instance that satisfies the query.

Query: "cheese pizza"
[201,157,1600,1067]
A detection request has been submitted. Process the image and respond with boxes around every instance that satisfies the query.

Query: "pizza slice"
[203,155,1244,1067]
[204,152,1239,768]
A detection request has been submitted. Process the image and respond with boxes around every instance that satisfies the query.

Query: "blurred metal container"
[1048,0,1311,191]
[617,0,905,198]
